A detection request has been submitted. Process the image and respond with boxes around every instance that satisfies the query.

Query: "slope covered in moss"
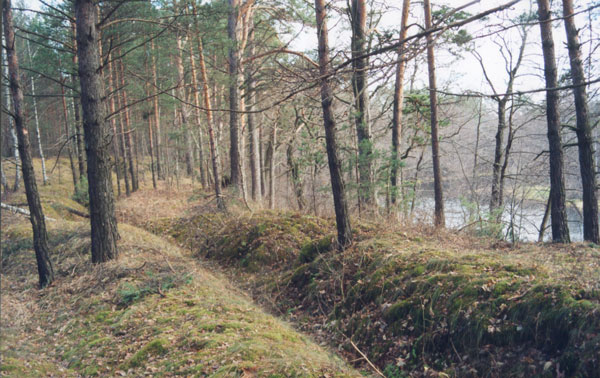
[1,180,361,377]
[147,208,600,377]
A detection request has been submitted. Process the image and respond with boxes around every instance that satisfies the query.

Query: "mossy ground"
[131,187,600,377]
[1,161,361,377]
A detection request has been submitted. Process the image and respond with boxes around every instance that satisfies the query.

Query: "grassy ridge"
[151,211,600,377]
[1,185,361,376]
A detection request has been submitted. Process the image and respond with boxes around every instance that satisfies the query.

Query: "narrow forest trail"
[3,167,600,377]
[118,183,600,377]
[1,172,364,377]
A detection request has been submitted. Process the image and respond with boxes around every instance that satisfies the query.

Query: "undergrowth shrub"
[72,177,89,208]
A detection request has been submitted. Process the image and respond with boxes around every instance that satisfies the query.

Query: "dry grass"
[1,162,363,377]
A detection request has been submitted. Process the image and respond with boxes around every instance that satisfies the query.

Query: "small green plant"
[72,177,89,207]
[383,364,406,378]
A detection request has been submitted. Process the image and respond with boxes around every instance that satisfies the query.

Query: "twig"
[349,340,384,377]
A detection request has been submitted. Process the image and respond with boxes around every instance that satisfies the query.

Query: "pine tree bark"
[424,0,445,228]
[112,57,131,196]
[106,53,122,196]
[3,54,21,192]
[246,29,262,202]
[189,39,206,188]
[562,0,599,243]
[350,0,373,209]
[59,68,79,188]
[228,0,242,193]
[70,23,86,180]
[391,0,410,205]
[151,40,163,180]
[74,0,120,262]
[3,0,54,287]
[197,35,225,209]
[144,58,157,190]
[118,57,138,191]
[175,34,195,177]
[537,0,570,243]
[25,39,48,185]
[315,0,353,248]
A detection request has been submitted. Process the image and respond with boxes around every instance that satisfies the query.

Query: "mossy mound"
[1,217,361,377]
[152,211,334,272]
[153,209,600,377]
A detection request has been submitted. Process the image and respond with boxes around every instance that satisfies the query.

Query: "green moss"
[299,236,334,264]
[123,339,168,369]
[384,300,412,323]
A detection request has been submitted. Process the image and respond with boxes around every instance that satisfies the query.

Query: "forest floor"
[2,161,600,377]
[0,162,361,377]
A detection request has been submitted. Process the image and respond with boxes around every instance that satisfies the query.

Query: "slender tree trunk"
[197,35,225,209]
[315,0,353,248]
[188,37,206,188]
[108,59,122,197]
[424,0,445,227]
[59,70,79,188]
[350,0,373,209]
[228,0,242,193]
[538,194,551,242]
[563,0,599,243]
[490,100,507,213]
[70,23,86,180]
[175,35,195,177]
[4,60,21,192]
[25,39,48,185]
[74,0,119,262]
[118,57,138,191]
[3,0,54,287]
[268,123,277,210]
[537,0,570,243]
[391,0,410,205]
[113,58,131,196]
[287,143,305,210]
[247,29,262,202]
[151,40,163,180]
[144,59,157,189]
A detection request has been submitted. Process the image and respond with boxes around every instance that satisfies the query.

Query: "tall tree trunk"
[151,40,163,180]
[287,143,305,210]
[537,0,570,243]
[144,57,157,190]
[113,58,131,196]
[70,22,86,180]
[188,37,206,188]
[490,100,507,213]
[562,0,599,243]
[74,0,120,262]
[487,30,527,216]
[268,123,277,209]
[3,0,54,287]
[4,59,21,192]
[175,35,195,177]
[350,0,373,209]
[197,35,225,209]
[315,0,353,248]
[118,57,138,191]
[106,54,122,197]
[247,29,262,202]
[25,39,48,185]
[424,0,445,228]
[59,68,79,188]
[391,0,410,205]
[228,0,242,193]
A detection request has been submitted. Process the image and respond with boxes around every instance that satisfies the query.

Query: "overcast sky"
[18,0,599,100]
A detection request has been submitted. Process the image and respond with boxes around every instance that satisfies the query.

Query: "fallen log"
[1,202,56,221]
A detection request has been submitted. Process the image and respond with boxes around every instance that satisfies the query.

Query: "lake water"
[412,198,585,242]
